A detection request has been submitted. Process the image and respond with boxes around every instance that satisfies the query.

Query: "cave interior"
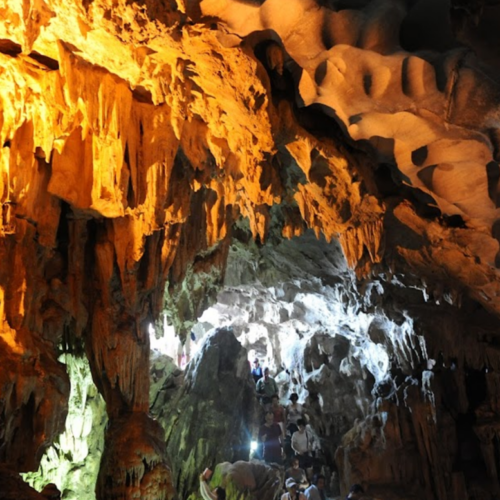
[2,0,500,499]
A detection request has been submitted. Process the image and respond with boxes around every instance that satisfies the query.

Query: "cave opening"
[146,224,438,499]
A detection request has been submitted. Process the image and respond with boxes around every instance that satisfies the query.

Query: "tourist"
[281,477,307,500]
[251,358,264,384]
[256,367,278,406]
[258,410,283,464]
[291,419,313,471]
[199,469,226,500]
[304,474,326,500]
[285,457,309,490]
[286,393,304,435]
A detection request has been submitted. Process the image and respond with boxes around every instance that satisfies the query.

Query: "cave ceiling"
[2,0,500,498]
[1,0,500,323]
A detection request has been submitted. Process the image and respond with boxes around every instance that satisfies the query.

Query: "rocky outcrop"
[213,461,282,500]
[153,328,260,500]
[0,0,283,494]
[199,0,500,314]
[332,291,500,500]
[97,412,174,500]
[191,225,500,499]
[0,341,69,472]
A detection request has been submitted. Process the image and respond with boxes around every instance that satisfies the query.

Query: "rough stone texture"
[0,338,69,473]
[194,227,500,499]
[97,412,174,500]
[198,231,396,427]
[149,350,183,413]
[153,328,260,500]
[199,0,500,313]
[214,461,282,500]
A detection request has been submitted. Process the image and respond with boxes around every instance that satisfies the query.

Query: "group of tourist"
[252,358,371,500]
[253,359,315,463]
[282,457,327,499]
[282,474,326,500]
[198,358,371,500]
[252,359,326,498]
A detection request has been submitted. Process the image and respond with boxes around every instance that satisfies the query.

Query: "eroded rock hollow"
[1,0,500,499]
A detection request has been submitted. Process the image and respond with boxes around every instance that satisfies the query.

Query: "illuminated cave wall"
[1,0,500,499]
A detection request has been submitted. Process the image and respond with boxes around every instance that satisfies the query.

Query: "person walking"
[285,457,309,490]
[291,419,313,473]
[251,358,264,384]
[256,368,278,407]
[305,474,326,500]
[286,393,305,435]
[258,410,283,464]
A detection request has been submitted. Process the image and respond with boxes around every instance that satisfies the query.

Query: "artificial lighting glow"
[250,440,258,452]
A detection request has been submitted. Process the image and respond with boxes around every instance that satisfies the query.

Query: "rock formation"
[189,223,500,499]
[153,328,260,500]
[213,461,282,500]
[22,354,107,500]
[1,0,500,499]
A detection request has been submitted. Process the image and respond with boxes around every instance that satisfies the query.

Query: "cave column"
[86,223,174,500]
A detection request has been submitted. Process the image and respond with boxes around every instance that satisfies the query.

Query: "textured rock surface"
[199,0,500,313]
[214,461,282,500]
[97,412,174,500]
[194,227,500,499]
